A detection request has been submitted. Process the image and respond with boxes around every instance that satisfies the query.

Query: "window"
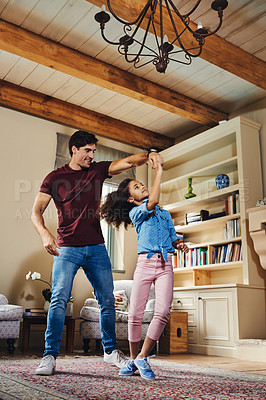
[100,182,117,269]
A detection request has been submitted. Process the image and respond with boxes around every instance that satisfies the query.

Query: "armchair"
[0,294,23,354]
[80,280,155,352]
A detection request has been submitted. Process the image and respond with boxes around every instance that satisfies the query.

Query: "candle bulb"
[197,21,203,29]
[164,34,169,43]
[101,4,106,11]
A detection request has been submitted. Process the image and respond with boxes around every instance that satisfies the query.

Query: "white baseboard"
[188,340,266,362]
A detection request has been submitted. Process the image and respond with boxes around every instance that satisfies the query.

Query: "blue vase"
[215,174,230,190]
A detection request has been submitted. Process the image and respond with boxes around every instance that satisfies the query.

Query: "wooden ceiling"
[0,0,265,150]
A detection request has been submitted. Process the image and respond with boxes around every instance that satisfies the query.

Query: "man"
[31,130,163,375]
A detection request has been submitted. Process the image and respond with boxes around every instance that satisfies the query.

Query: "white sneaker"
[104,349,128,367]
[35,355,56,375]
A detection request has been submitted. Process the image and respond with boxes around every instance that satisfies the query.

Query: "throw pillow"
[113,290,128,312]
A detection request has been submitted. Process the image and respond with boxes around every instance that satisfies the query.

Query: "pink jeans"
[128,253,174,342]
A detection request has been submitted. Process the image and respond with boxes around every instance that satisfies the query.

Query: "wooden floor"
[157,353,266,376]
[1,348,266,376]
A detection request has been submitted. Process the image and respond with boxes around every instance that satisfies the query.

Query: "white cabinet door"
[198,291,234,347]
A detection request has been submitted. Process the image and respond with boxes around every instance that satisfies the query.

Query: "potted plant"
[26,271,75,315]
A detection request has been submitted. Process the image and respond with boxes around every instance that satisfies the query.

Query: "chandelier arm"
[134,57,155,69]
[165,1,199,58]
[131,11,158,62]
[151,18,161,52]
[159,0,164,52]
[169,44,202,58]
[125,1,155,41]
[168,57,192,66]
[107,0,152,26]
[132,35,159,57]
[167,1,200,38]
[166,0,189,20]
[123,50,138,63]
[100,28,121,46]
[126,52,157,58]
[198,16,223,38]
[170,25,188,47]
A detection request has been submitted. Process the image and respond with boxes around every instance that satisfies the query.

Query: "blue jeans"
[44,244,117,358]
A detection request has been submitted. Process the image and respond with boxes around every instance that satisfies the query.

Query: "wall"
[0,106,145,330]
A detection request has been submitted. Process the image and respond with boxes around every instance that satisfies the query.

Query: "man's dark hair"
[69,130,98,156]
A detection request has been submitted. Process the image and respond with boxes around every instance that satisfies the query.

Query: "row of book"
[211,242,242,264]
[173,247,207,269]
[225,193,240,215]
[172,241,242,268]
[224,218,241,239]
[186,247,207,267]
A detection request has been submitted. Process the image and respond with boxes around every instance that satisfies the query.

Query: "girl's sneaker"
[119,359,137,376]
[134,356,155,380]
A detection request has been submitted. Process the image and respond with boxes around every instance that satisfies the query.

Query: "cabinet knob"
[198,297,202,301]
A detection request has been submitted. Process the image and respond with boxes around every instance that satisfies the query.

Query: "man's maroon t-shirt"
[40,162,111,246]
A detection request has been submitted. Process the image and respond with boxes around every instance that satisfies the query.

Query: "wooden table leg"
[22,318,30,353]
[66,318,75,353]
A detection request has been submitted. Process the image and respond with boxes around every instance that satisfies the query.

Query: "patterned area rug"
[0,357,265,400]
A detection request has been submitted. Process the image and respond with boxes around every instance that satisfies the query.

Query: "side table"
[22,314,75,353]
[159,311,188,354]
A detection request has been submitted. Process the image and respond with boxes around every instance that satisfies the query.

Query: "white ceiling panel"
[0,0,265,144]
[0,0,39,25]
[37,70,72,96]
[0,50,20,79]
[22,0,69,34]
[41,0,92,42]
[4,57,38,84]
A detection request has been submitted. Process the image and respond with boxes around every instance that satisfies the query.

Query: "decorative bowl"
[215,174,230,190]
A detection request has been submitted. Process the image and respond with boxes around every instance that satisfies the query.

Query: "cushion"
[0,305,23,321]
[80,306,100,322]
[0,295,8,305]
[83,298,99,308]
[114,290,128,312]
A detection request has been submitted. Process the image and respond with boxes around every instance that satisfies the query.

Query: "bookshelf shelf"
[187,237,242,248]
[174,261,242,274]
[174,213,240,234]
[163,184,239,213]
[161,156,238,194]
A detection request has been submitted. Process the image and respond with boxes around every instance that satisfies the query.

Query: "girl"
[100,163,188,380]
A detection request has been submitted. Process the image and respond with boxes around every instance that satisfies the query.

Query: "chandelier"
[94,0,228,73]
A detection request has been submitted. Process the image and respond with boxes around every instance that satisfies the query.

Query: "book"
[186,210,209,225]
[225,193,239,216]
[24,308,46,316]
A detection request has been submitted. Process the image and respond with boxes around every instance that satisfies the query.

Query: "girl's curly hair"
[100,178,135,229]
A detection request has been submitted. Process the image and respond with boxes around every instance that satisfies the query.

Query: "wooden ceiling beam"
[87,0,266,90]
[0,80,174,150]
[0,19,226,125]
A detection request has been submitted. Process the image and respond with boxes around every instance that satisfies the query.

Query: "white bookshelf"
[156,117,266,357]
[158,117,264,289]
